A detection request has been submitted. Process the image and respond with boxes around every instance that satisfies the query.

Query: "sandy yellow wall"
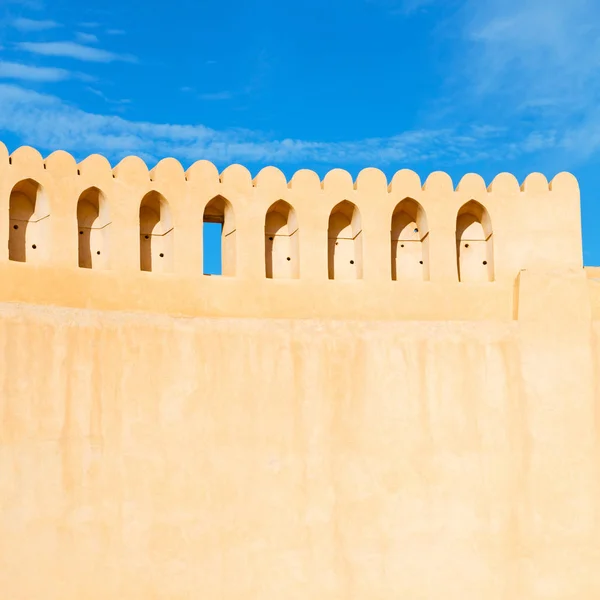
[0,143,583,296]
[1,301,599,600]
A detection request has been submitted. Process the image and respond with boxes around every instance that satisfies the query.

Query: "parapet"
[0,141,585,321]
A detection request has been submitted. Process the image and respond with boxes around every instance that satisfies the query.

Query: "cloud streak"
[75,32,98,44]
[12,17,60,31]
[0,60,71,82]
[17,41,136,63]
[0,82,554,169]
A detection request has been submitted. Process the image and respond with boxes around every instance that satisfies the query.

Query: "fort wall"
[2,142,600,599]
[0,142,590,320]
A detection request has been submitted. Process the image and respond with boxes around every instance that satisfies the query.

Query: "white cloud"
[12,17,60,31]
[17,41,136,63]
[462,0,600,110]
[76,32,98,44]
[420,0,600,161]
[0,60,71,82]
[86,87,131,106]
[0,82,552,169]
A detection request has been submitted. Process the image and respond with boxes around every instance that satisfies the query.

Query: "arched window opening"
[77,187,110,269]
[9,179,50,263]
[456,200,494,282]
[391,198,429,281]
[203,196,236,276]
[139,191,173,273]
[265,200,299,279]
[328,201,362,280]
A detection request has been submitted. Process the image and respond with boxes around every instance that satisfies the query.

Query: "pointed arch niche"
[328,200,362,280]
[77,187,110,269]
[9,179,50,263]
[203,196,236,276]
[139,191,173,273]
[456,200,494,282]
[391,198,429,281]
[265,200,299,279]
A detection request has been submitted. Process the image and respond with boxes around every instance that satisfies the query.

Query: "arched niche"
[9,179,50,263]
[456,200,494,282]
[391,198,429,281]
[77,187,110,269]
[203,195,236,276]
[265,200,299,279]
[328,200,362,280]
[139,191,173,273]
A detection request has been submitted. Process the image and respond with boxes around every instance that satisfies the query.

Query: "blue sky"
[1,0,599,264]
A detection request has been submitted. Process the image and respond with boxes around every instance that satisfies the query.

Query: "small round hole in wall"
[286,257,291,261]
[160,253,164,258]
[419,260,423,264]
[483,261,488,265]
[335,242,339,246]
[465,243,469,248]
[414,228,419,233]
[97,251,101,255]
[145,235,149,240]
[400,244,404,248]
[350,260,355,265]
[269,236,273,241]
[13,224,18,230]
[32,244,36,249]
[79,230,83,235]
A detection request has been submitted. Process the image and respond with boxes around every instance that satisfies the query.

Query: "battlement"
[0,141,585,320]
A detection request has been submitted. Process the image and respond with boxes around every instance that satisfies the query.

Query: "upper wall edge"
[0,141,580,196]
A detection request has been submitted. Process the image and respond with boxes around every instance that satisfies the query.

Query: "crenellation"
[289,168,321,192]
[45,149,78,178]
[112,154,149,183]
[0,142,586,319]
[185,159,220,186]
[456,172,487,196]
[253,165,288,193]
[219,163,253,193]
[549,170,579,193]
[322,168,354,195]
[150,156,186,184]
[520,172,549,193]
[388,168,422,197]
[354,167,388,192]
[487,171,520,193]
[422,170,454,194]
[78,153,113,180]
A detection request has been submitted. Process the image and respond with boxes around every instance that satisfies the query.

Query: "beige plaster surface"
[0,141,598,598]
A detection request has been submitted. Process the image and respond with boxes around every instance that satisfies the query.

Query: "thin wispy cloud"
[0,82,555,169]
[86,86,131,106]
[0,60,71,82]
[12,17,60,32]
[17,41,136,63]
[464,0,600,106]
[76,32,98,44]
[457,0,600,158]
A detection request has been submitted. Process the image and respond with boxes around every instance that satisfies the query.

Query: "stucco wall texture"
[2,142,600,599]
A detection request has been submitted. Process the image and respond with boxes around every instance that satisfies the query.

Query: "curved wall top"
[0,141,585,320]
